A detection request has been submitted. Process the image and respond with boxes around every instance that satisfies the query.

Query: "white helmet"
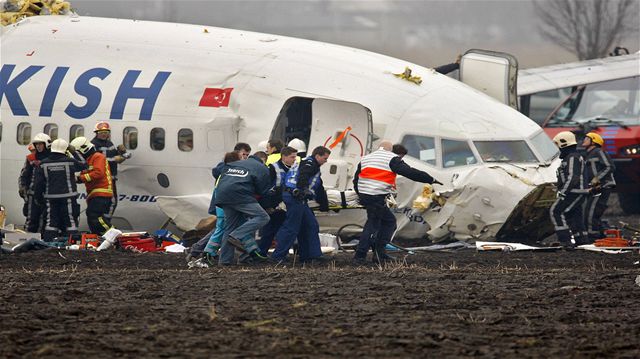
[32,133,52,148]
[288,138,307,152]
[258,140,269,151]
[69,136,95,155]
[50,139,69,154]
[552,131,577,149]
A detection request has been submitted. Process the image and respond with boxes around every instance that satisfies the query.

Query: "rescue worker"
[69,136,114,236]
[33,139,86,241]
[272,146,331,263]
[257,146,298,255]
[582,132,616,242]
[91,121,130,218]
[18,133,51,233]
[550,131,588,248]
[214,151,272,262]
[353,140,439,265]
[187,143,252,262]
[288,138,307,158]
[265,139,285,165]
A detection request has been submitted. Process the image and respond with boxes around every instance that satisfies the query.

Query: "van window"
[17,122,32,145]
[442,139,477,168]
[123,127,138,150]
[69,125,84,141]
[44,123,59,140]
[178,128,193,152]
[150,127,165,151]
[401,134,436,166]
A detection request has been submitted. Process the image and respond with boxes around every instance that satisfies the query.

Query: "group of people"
[187,137,439,266]
[550,131,616,248]
[18,122,129,241]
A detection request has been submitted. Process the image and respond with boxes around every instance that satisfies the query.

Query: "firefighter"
[257,146,298,255]
[33,139,86,241]
[69,136,114,236]
[352,140,438,265]
[582,132,616,242]
[18,133,51,234]
[272,146,331,263]
[265,139,285,165]
[91,121,130,219]
[550,131,588,248]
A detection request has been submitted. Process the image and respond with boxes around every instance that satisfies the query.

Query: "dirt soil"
[1,247,639,358]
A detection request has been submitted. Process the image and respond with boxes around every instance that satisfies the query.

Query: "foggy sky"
[46,0,640,67]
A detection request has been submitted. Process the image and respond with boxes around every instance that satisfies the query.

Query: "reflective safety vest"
[357,149,398,195]
[272,161,287,188]
[78,152,113,199]
[284,156,321,195]
[266,153,281,166]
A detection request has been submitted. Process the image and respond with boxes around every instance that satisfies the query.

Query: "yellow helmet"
[552,131,577,149]
[585,132,604,147]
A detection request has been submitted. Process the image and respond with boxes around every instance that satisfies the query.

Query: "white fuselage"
[1,15,559,241]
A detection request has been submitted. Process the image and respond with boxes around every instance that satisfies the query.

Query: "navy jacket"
[33,153,86,200]
[214,156,271,205]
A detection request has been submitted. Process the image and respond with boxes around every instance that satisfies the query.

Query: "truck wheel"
[619,193,640,214]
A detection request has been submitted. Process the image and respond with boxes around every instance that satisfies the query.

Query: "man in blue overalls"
[257,146,298,256]
[272,146,331,263]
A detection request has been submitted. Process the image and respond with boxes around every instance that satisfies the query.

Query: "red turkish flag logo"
[199,88,233,107]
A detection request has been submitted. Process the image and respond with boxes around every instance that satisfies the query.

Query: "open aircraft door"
[308,99,373,191]
[460,49,519,109]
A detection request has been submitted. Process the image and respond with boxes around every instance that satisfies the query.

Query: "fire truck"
[518,53,640,214]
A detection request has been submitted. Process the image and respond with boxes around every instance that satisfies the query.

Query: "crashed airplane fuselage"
[0,15,560,243]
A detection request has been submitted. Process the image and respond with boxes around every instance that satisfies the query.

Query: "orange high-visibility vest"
[357,149,398,195]
[78,152,113,199]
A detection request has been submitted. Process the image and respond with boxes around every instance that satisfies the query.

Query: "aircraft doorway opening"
[271,97,314,151]
[271,97,373,191]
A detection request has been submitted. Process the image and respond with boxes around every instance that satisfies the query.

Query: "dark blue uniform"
[272,156,328,262]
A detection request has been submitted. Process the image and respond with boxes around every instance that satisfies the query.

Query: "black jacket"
[91,137,119,179]
[294,156,329,210]
[259,160,291,209]
[19,149,50,195]
[584,147,616,188]
[214,156,272,205]
[33,153,86,200]
[557,146,587,196]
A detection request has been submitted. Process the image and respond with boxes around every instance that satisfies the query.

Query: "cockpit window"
[401,134,436,166]
[474,140,538,163]
[442,139,477,168]
[548,76,640,127]
[530,131,559,162]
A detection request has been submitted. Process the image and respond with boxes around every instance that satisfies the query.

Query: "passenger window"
[442,139,477,168]
[123,127,138,150]
[17,122,32,145]
[44,123,59,140]
[150,127,165,151]
[178,128,193,152]
[69,125,84,141]
[401,134,436,166]
[0,121,3,142]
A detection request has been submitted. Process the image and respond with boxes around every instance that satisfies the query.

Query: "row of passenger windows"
[0,122,194,152]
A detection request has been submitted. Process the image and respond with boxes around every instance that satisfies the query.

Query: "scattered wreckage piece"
[475,241,562,252]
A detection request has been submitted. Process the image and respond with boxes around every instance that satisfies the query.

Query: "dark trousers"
[354,194,397,259]
[87,197,113,236]
[25,195,46,234]
[258,209,286,256]
[550,193,586,245]
[107,180,118,219]
[43,197,80,241]
[584,189,611,240]
[272,192,322,262]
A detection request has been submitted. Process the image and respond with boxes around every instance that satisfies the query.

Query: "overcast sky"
[71,0,640,68]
